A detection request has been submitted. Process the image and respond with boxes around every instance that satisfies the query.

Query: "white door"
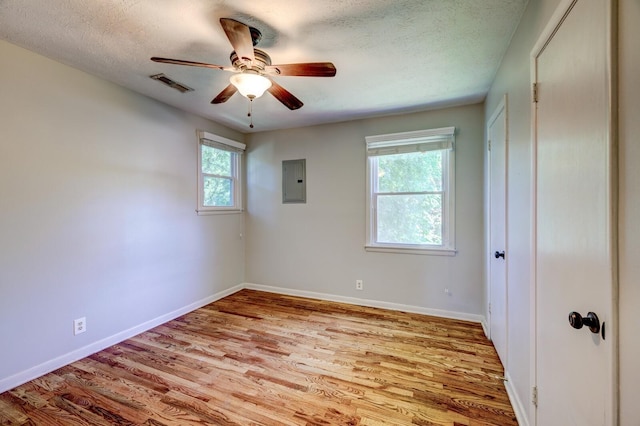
[488,96,508,367]
[533,0,615,424]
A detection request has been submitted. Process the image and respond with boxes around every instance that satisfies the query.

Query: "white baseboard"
[481,319,490,338]
[243,283,485,324]
[505,370,529,426]
[1,282,489,395]
[0,284,244,394]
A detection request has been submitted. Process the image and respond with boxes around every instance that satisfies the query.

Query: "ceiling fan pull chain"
[248,98,254,128]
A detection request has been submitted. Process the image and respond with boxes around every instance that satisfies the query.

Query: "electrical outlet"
[444,288,450,295]
[74,317,86,335]
[356,280,364,290]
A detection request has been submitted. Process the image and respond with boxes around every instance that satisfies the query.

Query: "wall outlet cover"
[74,317,86,335]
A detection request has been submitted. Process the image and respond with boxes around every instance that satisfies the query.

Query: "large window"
[197,131,245,214]
[366,127,456,255]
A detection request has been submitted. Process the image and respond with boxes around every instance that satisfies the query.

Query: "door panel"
[488,98,508,367]
[534,0,614,424]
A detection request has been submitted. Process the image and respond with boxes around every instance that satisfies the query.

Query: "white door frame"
[529,0,618,424]
[486,95,508,363]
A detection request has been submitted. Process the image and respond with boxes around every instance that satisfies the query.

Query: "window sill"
[365,245,457,256]
[196,209,243,216]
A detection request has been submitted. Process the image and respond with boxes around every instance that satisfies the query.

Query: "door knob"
[568,311,600,334]
[494,251,505,259]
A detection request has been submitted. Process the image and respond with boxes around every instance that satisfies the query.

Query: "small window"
[197,131,245,215]
[365,127,456,255]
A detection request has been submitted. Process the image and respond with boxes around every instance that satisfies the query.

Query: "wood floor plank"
[1,290,517,425]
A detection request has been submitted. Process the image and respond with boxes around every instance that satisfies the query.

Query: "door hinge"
[488,303,492,315]
[532,386,538,407]
[533,83,539,103]
[488,139,492,151]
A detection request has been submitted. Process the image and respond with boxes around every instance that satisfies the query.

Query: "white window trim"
[365,127,456,255]
[196,130,245,215]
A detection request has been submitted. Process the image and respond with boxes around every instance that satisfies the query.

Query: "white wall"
[0,40,245,391]
[245,104,485,318]
[484,1,563,421]
[618,0,640,423]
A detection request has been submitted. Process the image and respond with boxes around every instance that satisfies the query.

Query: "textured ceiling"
[0,0,528,133]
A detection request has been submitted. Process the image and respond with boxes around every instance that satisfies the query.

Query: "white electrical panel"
[282,159,306,203]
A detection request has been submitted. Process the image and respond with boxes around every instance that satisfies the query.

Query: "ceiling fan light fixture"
[230,73,272,99]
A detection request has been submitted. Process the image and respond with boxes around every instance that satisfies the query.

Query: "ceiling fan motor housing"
[230,49,272,74]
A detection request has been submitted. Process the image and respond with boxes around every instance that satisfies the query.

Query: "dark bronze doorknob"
[568,311,600,334]
[494,251,505,259]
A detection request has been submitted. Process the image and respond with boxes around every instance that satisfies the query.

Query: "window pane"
[203,176,232,206]
[202,145,232,176]
[377,194,442,245]
[377,151,442,193]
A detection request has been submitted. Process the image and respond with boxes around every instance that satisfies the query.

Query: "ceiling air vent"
[150,73,193,93]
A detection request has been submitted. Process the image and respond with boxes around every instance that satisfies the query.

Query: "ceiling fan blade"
[211,84,238,104]
[151,57,226,70]
[265,62,337,77]
[220,18,255,63]
[267,81,303,110]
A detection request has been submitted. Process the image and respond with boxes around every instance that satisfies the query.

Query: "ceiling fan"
[151,18,337,120]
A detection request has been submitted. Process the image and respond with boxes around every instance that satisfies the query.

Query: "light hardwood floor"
[0,290,517,425]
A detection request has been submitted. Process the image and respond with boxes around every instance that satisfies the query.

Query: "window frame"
[365,127,456,256]
[196,130,245,215]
